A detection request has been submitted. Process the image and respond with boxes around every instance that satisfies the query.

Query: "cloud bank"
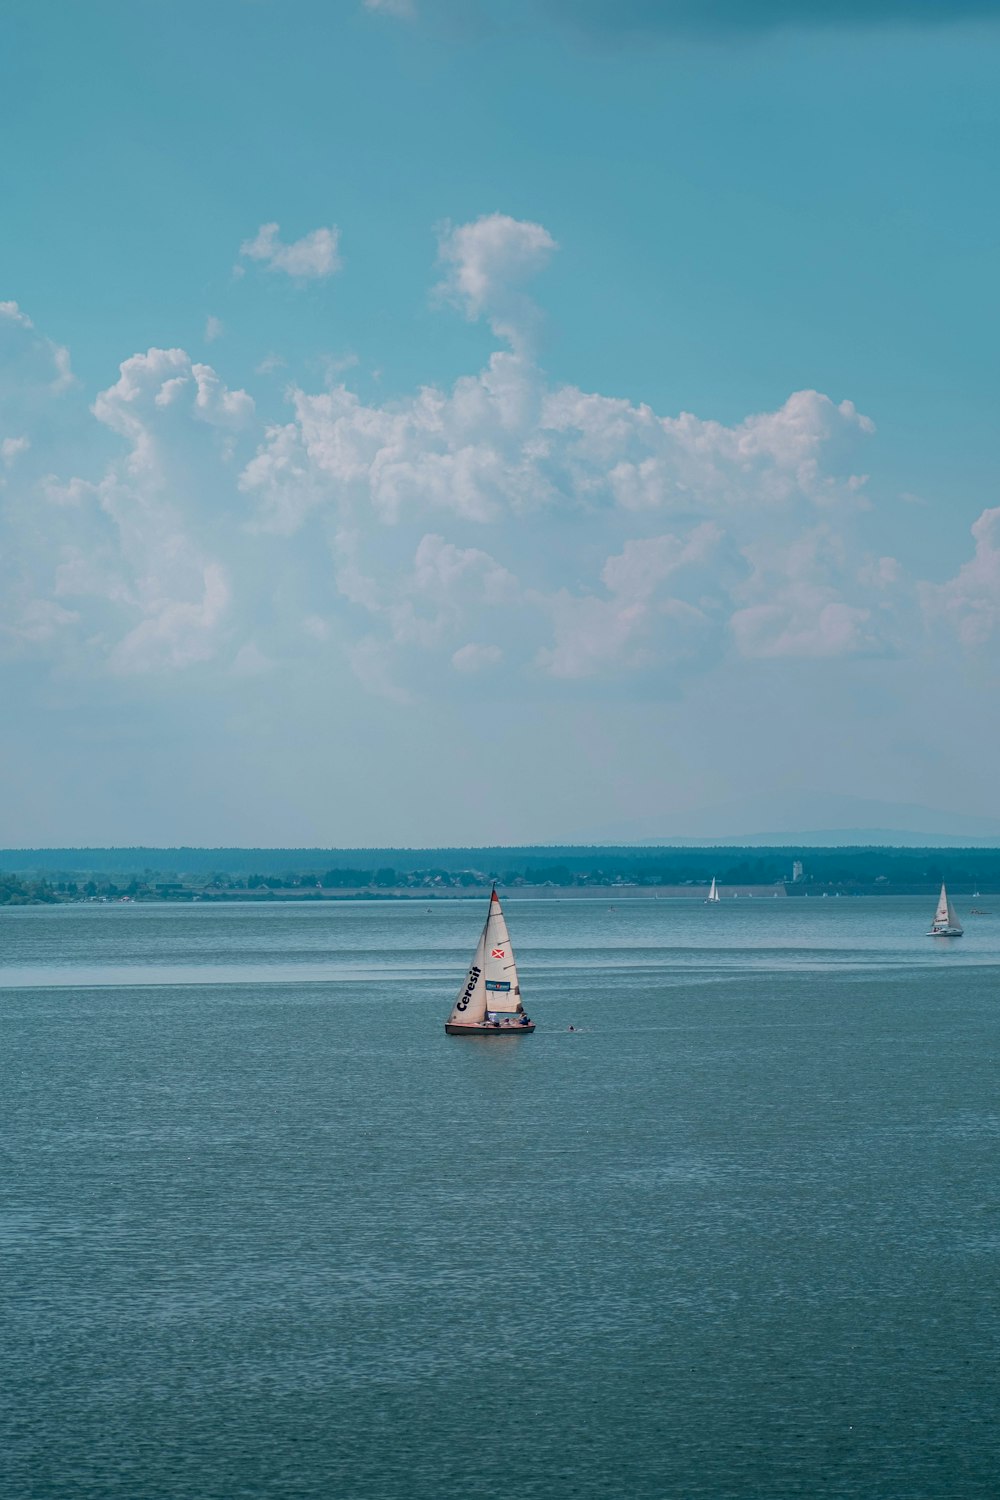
[239,222,343,280]
[1,215,994,707]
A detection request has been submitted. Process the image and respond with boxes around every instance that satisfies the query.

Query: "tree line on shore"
[2,846,1000,904]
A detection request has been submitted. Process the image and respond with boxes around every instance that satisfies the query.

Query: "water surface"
[3,898,998,1498]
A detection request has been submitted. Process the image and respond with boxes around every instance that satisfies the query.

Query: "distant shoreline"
[3,886,996,908]
[3,846,998,906]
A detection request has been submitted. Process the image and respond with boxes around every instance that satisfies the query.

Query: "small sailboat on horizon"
[705,877,720,904]
[445,888,535,1036]
[928,883,963,938]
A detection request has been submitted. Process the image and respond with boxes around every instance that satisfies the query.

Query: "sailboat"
[445,888,535,1036]
[928,883,963,938]
[705,877,720,904]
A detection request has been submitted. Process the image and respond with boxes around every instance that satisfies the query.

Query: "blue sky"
[1,0,999,844]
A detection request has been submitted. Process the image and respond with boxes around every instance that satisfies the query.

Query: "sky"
[1,0,999,846]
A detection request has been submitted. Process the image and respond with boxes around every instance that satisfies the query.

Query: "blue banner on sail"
[485,980,511,991]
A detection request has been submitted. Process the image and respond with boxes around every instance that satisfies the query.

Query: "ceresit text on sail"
[455,966,481,1012]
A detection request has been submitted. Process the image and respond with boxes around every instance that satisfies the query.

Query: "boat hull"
[928,929,963,937]
[445,1022,535,1036]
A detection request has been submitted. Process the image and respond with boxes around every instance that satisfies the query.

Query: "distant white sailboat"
[928,883,963,938]
[706,877,720,904]
[445,888,535,1035]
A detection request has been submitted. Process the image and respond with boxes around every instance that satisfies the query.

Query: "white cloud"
[240,353,873,535]
[50,343,74,393]
[412,532,515,602]
[922,506,1000,647]
[536,525,718,679]
[0,300,75,392]
[205,315,224,343]
[730,525,883,659]
[436,214,558,348]
[232,328,885,686]
[5,347,256,676]
[240,222,342,280]
[452,642,502,673]
[255,353,287,375]
[108,563,231,675]
[0,256,951,704]
[93,348,254,463]
[600,524,722,600]
[232,641,274,676]
[0,301,33,328]
[731,598,873,659]
[2,435,30,466]
[3,598,80,648]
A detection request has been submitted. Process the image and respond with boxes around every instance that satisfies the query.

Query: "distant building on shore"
[792,860,804,883]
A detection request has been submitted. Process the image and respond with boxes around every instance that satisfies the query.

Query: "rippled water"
[3,897,998,1498]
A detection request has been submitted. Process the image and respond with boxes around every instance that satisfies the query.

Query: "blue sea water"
[3,896,998,1500]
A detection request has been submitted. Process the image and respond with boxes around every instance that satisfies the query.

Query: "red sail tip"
[491,888,499,901]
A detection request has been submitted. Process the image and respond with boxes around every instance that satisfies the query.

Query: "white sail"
[707,877,719,903]
[929,883,963,935]
[447,922,489,1026]
[481,889,523,1014]
[446,889,523,1026]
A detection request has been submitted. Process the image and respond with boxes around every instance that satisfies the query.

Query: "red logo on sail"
[491,948,505,959]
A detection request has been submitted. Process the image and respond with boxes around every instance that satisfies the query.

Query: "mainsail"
[446,889,523,1028]
[929,883,963,936]
[707,877,720,903]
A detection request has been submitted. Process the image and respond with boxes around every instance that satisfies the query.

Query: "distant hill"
[585,794,1000,847]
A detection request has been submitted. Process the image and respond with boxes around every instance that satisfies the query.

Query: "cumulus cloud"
[0,246,978,702]
[50,344,74,393]
[108,563,231,675]
[729,525,886,658]
[240,351,873,536]
[0,300,75,394]
[329,528,517,692]
[922,506,1000,647]
[436,214,558,349]
[93,347,254,458]
[239,222,342,280]
[231,312,886,683]
[0,345,257,675]
[536,525,721,678]
[452,641,503,673]
[0,301,33,328]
